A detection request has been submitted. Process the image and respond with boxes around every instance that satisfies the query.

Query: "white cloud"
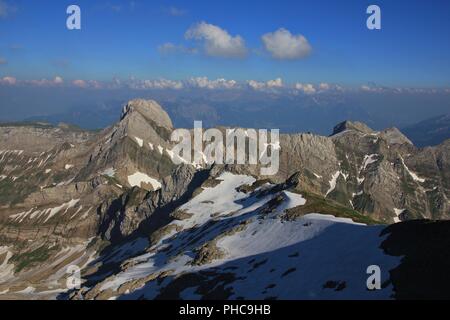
[266,78,283,88]
[185,22,247,58]
[248,78,284,91]
[360,84,387,93]
[128,78,184,90]
[1,76,446,96]
[72,80,88,88]
[126,77,237,90]
[319,83,330,90]
[359,84,427,94]
[262,28,312,60]
[0,76,16,85]
[187,77,239,89]
[247,80,264,90]
[86,80,102,89]
[293,82,344,94]
[294,83,316,94]
[23,76,64,87]
[53,76,64,84]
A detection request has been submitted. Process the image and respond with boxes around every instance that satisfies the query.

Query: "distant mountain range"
[402,114,450,147]
[21,95,449,148]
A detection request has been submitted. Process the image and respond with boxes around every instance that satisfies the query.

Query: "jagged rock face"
[332,120,375,136]
[379,127,413,146]
[121,99,173,131]
[0,99,449,299]
[328,128,449,222]
[0,100,183,295]
[98,164,199,242]
[78,99,177,190]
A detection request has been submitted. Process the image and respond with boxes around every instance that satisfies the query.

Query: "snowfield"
[0,247,14,283]
[88,173,400,300]
[9,199,81,223]
[393,208,405,223]
[134,137,144,147]
[400,156,425,183]
[128,171,162,190]
[325,171,341,196]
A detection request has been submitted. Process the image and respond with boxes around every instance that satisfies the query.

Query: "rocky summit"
[0,99,449,300]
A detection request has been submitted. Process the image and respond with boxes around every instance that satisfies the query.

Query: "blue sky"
[1,0,450,87]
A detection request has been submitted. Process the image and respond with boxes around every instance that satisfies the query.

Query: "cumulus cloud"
[1,75,446,95]
[360,84,428,94]
[248,78,284,91]
[72,80,87,88]
[360,83,390,93]
[262,28,312,60]
[22,76,64,87]
[266,78,283,88]
[187,77,239,89]
[128,78,184,90]
[185,22,247,58]
[293,82,343,94]
[294,83,316,94]
[319,83,330,90]
[53,76,64,84]
[0,76,16,85]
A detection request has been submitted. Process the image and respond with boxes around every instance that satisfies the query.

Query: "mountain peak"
[121,99,173,130]
[380,127,413,145]
[331,120,374,136]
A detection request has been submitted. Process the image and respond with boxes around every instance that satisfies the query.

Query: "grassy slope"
[284,190,380,225]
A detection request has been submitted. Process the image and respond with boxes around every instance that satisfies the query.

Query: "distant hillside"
[402,114,450,147]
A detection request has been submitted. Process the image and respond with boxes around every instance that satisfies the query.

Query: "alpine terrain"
[0,99,449,300]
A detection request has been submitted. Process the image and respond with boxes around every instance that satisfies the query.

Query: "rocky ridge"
[0,99,448,299]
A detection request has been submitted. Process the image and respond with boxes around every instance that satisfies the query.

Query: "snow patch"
[325,171,341,196]
[312,172,322,179]
[101,167,116,177]
[44,199,80,222]
[128,172,162,190]
[393,208,405,223]
[79,207,93,220]
[134,137,144,147]
[0,247,14,282]
[400,157,425,183]
[361,154,379,171]
[16,286,35,294]
[166,149,189,164]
